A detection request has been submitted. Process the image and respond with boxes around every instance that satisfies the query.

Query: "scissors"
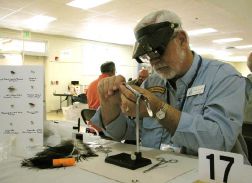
[143,157,178,173]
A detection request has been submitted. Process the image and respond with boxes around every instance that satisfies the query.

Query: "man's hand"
[120,84,180,134]
[97,75,126,124]
[119,84,163,118]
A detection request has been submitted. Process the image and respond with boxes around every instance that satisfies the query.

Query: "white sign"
[198,148,252,183]
[0,66,44,156]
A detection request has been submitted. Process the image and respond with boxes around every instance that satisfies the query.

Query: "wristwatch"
[155,103,169,120]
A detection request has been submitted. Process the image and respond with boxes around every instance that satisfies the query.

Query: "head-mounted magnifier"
[132,21,179,63]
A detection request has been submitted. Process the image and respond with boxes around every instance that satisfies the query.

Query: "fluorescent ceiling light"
[23,15,56,30]
[235,44,252,49]
[67,0,112,10]
[188,28,217,36]
[212,38,243,43]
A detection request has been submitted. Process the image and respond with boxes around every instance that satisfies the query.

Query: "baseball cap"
[132,10,182,63]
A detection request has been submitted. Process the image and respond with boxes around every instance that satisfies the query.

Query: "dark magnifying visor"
[132,21,179,63]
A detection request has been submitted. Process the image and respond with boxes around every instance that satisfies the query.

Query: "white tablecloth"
[0,120,198,183]
[0,156,118,183]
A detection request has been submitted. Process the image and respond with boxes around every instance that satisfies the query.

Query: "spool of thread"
[52,158,76,167]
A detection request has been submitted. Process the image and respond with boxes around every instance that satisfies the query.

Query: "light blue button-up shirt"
[92,52,248,162]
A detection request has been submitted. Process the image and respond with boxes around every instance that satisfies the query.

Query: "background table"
[53,93,73,112]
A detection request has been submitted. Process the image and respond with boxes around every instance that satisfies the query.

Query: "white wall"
[229,62,250,77]
[0,28,138,112]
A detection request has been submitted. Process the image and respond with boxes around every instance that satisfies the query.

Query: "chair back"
[81,109,96,125]
[81,109,112,140]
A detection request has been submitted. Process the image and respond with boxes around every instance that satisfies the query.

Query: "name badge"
[187,85,205,97]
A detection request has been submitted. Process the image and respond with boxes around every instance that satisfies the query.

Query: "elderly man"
[92,10,249,163]
[128,68,149,86]
[86,61,116,109]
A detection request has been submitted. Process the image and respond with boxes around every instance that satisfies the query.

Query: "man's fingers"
[119,84,137,103]
[98,75,126,98]
[121,94,136,116]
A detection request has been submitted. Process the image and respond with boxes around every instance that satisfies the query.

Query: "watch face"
[156,110,165,120]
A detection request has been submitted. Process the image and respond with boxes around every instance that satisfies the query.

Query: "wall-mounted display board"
[0,65,44,156]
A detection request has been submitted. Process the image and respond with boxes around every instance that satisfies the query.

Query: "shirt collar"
[178,51,201,87]
[99,73,110,79]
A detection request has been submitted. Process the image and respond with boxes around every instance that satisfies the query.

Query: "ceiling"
[0,0,252,62]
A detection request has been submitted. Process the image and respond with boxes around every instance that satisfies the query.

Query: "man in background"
[85,61,115,136]
[244,52,252,123]
[86,61,116,109]
[128,68,149,86]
